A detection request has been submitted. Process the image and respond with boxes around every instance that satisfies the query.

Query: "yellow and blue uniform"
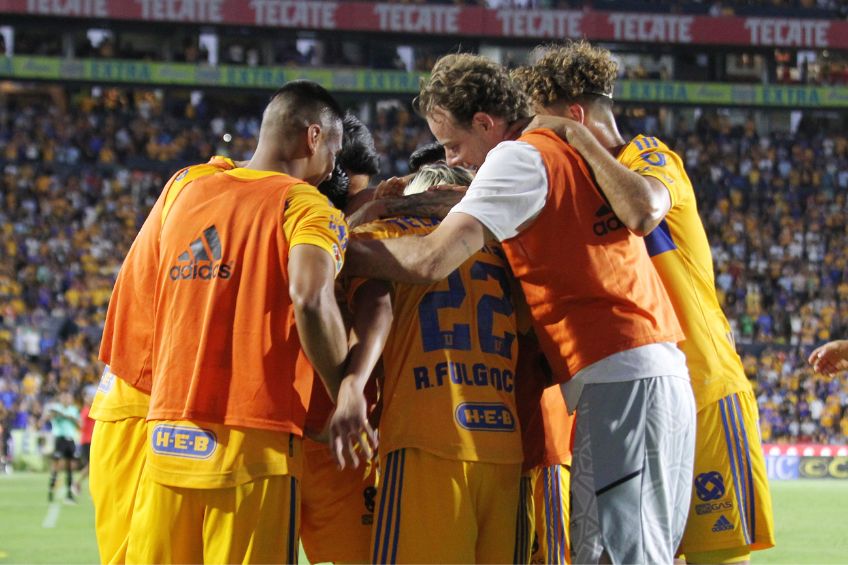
[124,167,348,564]
[91,158,233,564]
[619,135,775,560]
[301,437,379,564]
[351,216,522,564]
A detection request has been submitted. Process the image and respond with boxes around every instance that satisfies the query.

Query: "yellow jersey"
[351,216,522,465]
[618,135,752,410]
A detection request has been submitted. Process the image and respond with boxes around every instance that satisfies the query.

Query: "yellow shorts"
[126,467,300,564]
[89,417,148,564]
[516,465,571,564]
[679,390,775,556]
[301,438,378,564]
[371,447,520,564]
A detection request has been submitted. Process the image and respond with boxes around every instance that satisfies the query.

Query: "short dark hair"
[337,113,380,177]
[317,113,379,209]
[267,80,344,127]
[317,164,350,210]
[408,142,446,173]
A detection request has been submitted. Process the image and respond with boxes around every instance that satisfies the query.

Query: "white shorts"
[570,376,695,564]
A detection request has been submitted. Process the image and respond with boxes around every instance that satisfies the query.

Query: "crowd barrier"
[763,444,848,480]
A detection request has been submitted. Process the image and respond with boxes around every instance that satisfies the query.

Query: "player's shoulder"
[620,134,684,168]
[284,182,341,216]
[353,216,439,241]
[171,161,228,184]
[624,134,678,158]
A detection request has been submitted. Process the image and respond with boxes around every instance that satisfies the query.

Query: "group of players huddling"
[88,40,775,564]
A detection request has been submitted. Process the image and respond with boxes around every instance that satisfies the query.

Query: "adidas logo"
[168,225,234,281]
[711,515,734,533]
[593,204,625,236]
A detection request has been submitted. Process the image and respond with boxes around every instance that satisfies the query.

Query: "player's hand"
[346,199,387,229]
[329,377,378,470]
[373,175,411,200]
[524,115,588,145]
[808,340,848,376]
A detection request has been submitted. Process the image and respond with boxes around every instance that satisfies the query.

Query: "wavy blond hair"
[522,41,618,107]
[416,53,532,127]
[404,163,474,196]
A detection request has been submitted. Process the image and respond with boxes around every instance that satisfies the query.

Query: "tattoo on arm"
[383,191,463,219]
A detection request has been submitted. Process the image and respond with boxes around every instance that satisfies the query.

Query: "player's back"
[150,169,317,435]
[618,134,752,410]
[353,216,522,465]
[99,159,232,398]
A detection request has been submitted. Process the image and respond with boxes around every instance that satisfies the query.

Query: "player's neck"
[244,147,307,180]
[504,117,533,141]
[586,117,626,155]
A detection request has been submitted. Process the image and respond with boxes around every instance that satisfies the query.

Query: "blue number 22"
[417,261,514,359]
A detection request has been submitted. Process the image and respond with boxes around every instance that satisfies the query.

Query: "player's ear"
[305,123,322,156]
[471,111,496,133]
[567,103,585,124]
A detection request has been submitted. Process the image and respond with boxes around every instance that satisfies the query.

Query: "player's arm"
[346,141,545,284]
[527,115,670,236]
[289,244,349,401]
[329,279,393,469]
[347,189,464,229]
[345,212,489,284]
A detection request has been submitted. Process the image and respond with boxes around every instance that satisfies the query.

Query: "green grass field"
[0,473,846,564]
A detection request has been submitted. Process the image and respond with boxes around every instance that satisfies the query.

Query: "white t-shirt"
[449,141,548,242]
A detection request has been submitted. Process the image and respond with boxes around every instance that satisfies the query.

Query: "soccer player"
[90,154,235,564]
[300,113,382,565]
[124,80,350,564]
[517,41,775,564]
[331,163,524,564]
[42,390,80,504]
[344,53,694,564]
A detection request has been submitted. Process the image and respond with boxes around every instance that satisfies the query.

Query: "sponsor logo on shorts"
[455,402,515,431]
[711,515,734,533]
[695,500,733,515]
[695,471,726,501]
[97,366,115,394]
[151,424,217,459]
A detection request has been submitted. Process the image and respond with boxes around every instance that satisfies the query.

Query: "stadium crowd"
[0,89,846,467]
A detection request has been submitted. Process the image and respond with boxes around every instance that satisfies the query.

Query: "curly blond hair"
[510,66,549,109]
[525,41,618,107]
[416,53,531,127]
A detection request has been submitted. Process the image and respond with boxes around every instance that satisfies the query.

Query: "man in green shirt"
[42,391,80,503]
